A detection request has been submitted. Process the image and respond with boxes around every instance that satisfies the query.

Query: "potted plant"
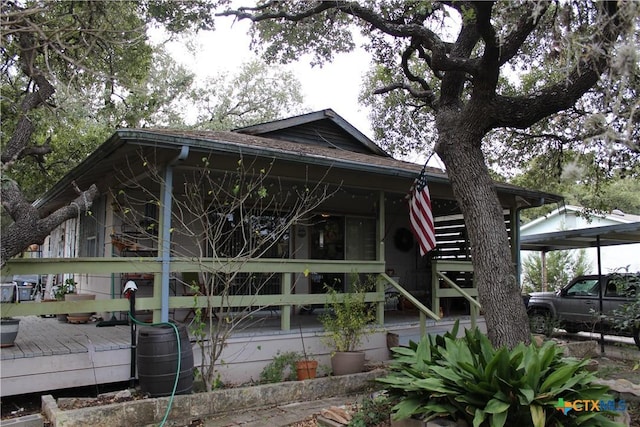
[59,278,95,324]
[295,323,318,380]
[53,278,76,300]
[1,281,20,347]
[53,278,76,322]
[320,275,376,376]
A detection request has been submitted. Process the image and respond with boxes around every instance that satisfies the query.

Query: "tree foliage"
[0,0,306,266]
[521,250,590,294]
[187,60,307,130]
[219,1,633,348]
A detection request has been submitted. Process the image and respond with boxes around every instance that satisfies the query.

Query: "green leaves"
[377,325,621,426]
[319,275,375,352]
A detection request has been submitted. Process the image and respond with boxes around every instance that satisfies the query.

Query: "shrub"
[259,351,301,383]
[320,275,376,352]
[377,322,621,427]
[348,393,394,427]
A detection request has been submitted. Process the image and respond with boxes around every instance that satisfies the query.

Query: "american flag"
[409,167,436,256]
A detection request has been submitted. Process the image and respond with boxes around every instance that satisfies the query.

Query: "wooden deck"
[0,312,485,397]
[1,316,133,397]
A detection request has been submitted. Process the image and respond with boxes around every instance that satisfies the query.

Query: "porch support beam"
[510,207,520,287]
[281,272,292,330]
[158,145,189,323]
[376,190,386,325]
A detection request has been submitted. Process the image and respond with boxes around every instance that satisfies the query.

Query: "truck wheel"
[633,327,640,350]
[529,311,551,336]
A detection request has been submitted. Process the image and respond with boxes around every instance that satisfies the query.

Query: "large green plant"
[320,276,375,352]
[377,323,621,427]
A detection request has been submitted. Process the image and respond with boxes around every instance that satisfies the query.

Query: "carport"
[520,221,640,353]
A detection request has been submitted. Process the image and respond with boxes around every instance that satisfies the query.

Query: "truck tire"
[633,326,639,350]
[529,311,552,336]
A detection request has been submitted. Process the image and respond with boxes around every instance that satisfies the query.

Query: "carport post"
[597,235,605,355]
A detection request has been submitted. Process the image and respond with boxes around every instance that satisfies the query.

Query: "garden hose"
[128,312,181,427]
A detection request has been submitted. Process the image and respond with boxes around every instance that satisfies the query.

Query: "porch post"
[510,207,521,287]
[281,273,291,331]
[156,146,189,323]
[376,190,385,325]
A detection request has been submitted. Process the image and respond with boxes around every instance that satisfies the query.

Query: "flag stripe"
[408,168,436,256]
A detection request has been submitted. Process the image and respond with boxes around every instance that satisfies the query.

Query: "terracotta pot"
[296,360,318,380]
[64,293,96,324]
[0,318,20,347]
[330,351,365,376]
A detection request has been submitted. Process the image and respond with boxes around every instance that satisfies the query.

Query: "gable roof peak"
[233,109,390,157]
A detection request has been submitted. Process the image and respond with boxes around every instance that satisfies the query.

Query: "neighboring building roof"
[34,110,563,214]
[521,204,640,235]
[520,222,640,251]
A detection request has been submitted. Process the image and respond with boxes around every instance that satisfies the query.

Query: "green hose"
[128,312,181,427]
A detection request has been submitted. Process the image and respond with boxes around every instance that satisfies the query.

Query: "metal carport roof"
[520,221,640,353]
[520,221,640,252]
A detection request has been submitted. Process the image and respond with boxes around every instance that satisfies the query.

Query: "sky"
[160,18,375,139]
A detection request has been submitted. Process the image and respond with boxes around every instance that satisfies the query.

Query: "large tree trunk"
[436,115,530,349]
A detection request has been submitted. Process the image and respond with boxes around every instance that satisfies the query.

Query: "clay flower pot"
[64,293,96,324]
[296,359,318,380]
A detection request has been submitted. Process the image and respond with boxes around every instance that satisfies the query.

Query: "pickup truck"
[526,273,640,349]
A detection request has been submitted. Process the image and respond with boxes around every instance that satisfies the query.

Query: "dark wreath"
[394,227,414,252]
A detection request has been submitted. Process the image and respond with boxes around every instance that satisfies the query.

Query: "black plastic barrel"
[137,322,194,397]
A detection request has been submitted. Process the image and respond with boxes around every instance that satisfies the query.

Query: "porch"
[0,312,486,397]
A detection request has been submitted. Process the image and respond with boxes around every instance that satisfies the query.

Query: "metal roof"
[520,222,640,252]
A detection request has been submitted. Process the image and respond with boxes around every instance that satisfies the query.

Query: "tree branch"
[489,1,622,130]
[1,180,98,268]
[373,82,434,104]
[497,1,550,66]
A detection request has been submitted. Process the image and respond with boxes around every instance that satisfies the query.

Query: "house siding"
[256,121,373,154]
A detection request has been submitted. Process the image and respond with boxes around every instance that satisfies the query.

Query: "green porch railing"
[0,258,390,330]
[431,260,480,329]
[380,273,440,338]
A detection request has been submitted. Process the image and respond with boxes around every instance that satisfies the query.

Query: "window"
[566,279,599,296]
[346,217,376,261]
[79,197,105,257]
[205,211,290,296]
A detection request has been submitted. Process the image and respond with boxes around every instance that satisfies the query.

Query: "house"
[520,205,640,276]
[0,109,562,395]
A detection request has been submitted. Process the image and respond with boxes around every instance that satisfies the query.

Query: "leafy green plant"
[348,393,394,427]
[53,278,76,300]
[608,272,640,349]
[320,275,376,352]
[259,351,302,383]
[377,322,621,427]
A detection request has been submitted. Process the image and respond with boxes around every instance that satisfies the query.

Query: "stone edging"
[42,369,387,427]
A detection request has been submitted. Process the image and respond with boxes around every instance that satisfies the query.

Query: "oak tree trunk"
[436,114,531,348]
